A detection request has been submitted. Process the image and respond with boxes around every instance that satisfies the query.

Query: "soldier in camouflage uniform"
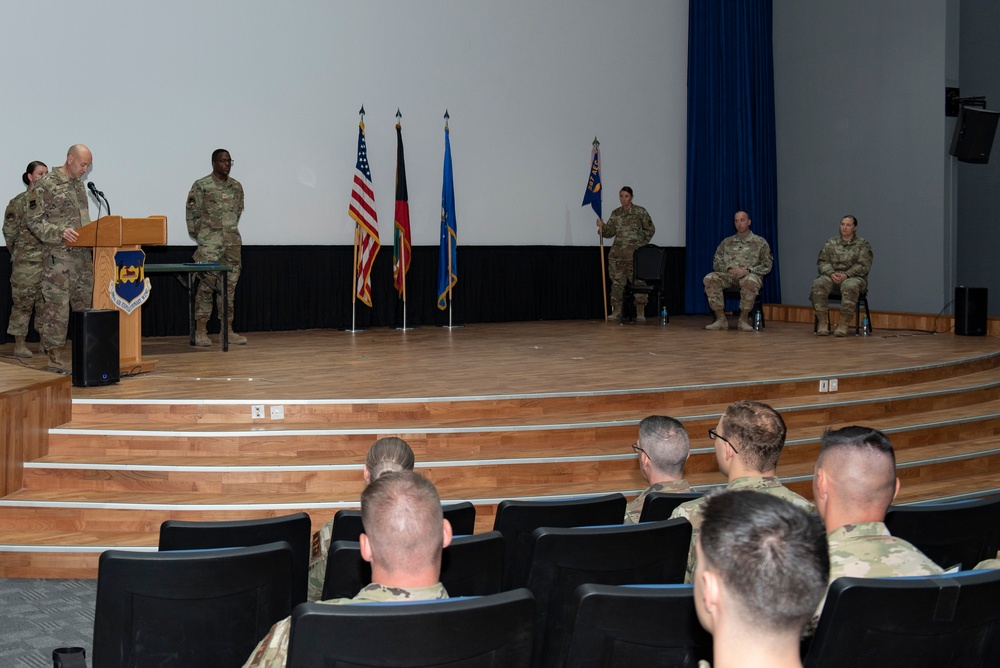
[693,491,829,668]
[809,426,940,631]
[671,400,815,582]
[306,437,415,602]
[625,415,692,523]
[26,146,94,374]
[244,471,451,668]
[187,149,246,346]
[4,160,48,358]
[703,211,773,332]
[811,215,873,337]
[596,186,655,322]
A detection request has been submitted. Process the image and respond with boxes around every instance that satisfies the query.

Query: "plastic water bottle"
[659,306,669,326]
[862,314,871,336]
[753,308,763,331]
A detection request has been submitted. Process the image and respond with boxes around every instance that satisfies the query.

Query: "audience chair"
[330,501,476,543]
[89,542,294,668]
[813,287,870,335]
[637,491,706,523]
[623,244,668,323]
[158,511,311,605]
[884,495,1000,571]
[493,493,627,589]
[322,531,506,601]
[721,287,764,327]
[285,588,537,667]
[559,583,712,668]
[803,570,1000,667]
[521,518,692,668]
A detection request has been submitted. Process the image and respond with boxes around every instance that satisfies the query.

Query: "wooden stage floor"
[4,316,999,402]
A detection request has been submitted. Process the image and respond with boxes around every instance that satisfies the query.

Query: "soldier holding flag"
[596,186,655,322]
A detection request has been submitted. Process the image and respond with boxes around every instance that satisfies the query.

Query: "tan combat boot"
[607,305,622,323]
[815,309,829,336]
[705,312,729,330]
[834,306,855,337]
[47,346,71,374]
[227,320,248,345]
[13,336,32,358]
[737,313,754,332]
[194,319,211,347]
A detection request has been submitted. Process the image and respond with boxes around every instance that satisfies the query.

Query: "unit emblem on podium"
[109,249,151,314]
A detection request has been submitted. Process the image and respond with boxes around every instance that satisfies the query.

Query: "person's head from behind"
[364,436,415,483]
[694,490,828,643]
[635,415,689,483]
[713,400,786,477]
[812,426,897,528]
[359,471,452,582]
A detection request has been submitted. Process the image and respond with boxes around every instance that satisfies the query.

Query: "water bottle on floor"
[659,306,669,326]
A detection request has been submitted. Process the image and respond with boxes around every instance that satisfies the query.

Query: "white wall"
[0,1,688,248]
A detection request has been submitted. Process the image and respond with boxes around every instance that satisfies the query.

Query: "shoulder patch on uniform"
[187,197,196,206]
[5,211,14,221]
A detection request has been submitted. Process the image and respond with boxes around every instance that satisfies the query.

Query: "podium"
[67,215,168,373]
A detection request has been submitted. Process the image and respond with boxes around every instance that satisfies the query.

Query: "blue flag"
[581,143,602,219]
[437,125,458,310]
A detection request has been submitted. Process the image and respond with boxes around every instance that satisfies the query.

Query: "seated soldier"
[811,215,872,337]
[625,415,691,523]
[306,436,415,601]
[693,490,829,668]
[245,470,452,668]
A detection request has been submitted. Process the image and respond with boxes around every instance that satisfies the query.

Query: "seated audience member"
[693,490,829,668]
[703,211,772,332]
[625,415,692,523]
[244,470,452,668]
[810,215,872,337]
[307,436,415,601]
[813,426,941,581]
[671,400,815,581]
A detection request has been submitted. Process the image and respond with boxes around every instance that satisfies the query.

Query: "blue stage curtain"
[685,0,780,314]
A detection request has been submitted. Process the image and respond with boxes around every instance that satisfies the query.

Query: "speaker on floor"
[949,106,1000,164]
[72,309,121,387]
[955,286,988,337]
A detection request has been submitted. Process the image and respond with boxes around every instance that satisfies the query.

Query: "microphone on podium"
[87,181,110,216]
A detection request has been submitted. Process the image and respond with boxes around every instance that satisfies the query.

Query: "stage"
[2,316,1000,577]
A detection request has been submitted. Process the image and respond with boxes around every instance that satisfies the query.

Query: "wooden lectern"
[68,215,168,374]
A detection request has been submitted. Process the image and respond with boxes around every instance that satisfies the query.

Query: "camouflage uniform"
[811,236,872,328]
[242,582,448,668]
[306,516,341,602]
[600,204,655,316]
[4,190,45,339]
[186,173,244,326]
[703,232,773,318]
[25,168,93,351]
[624,479,692,524]
[671,476,815,583]
[806,521,942,633]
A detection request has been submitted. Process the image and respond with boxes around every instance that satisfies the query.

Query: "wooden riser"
[63,351,1000,427]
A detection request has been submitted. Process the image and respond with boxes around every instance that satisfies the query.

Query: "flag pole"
[344,105,369,334]
[394,109,416,331]
[589,137,608,321]
[440,109,462,329]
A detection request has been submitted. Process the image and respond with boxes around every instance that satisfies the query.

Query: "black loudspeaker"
[72,309,121,387]
[955,287,988,337]
[949,106,1000,164]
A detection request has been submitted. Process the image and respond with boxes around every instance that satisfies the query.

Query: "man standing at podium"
[186,148,246,346]
[26,144,94,374]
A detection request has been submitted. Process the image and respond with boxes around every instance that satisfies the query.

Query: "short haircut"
[22,161,47,187]
[619,186,633,196]
[817,426,896,512]
[361,471,443,574]
[842,215,858,226]
[720,400,786,472]
[212,148,231,162]
[637,415,689,477]
[365,437,415,481]
[700,490,829,634]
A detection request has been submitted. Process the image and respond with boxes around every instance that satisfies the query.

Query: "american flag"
[349,120,380,307]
